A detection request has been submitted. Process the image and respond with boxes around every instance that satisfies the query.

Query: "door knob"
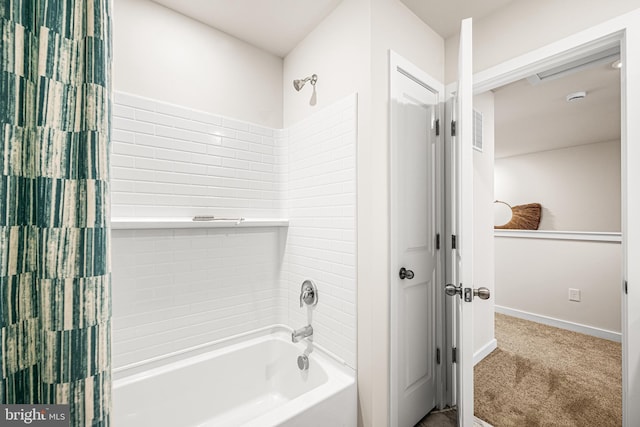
[474,287,491,300]
[399,267,414,280]
[445,284,462,297]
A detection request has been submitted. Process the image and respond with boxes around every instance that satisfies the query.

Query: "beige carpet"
[474,313,622,427]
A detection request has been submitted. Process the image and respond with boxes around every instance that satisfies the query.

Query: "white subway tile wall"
[112,92,285,218]
[111,227,286,368]
[111,92,357,370]
[284,95,357,368]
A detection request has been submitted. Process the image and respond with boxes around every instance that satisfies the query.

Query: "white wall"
[495,236,622,335]
[283,0,370,128]
[113,0,283,128]
[473,92,496,360]
[444,0,640,82]
[495,140,621,232]
[110,92,357,372]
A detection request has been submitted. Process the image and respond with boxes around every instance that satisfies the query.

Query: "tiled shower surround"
[111,93,357,370]
[111,92,285,219]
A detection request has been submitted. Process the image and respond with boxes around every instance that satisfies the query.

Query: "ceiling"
[399,0,514,38]
[494,60,621,159]
[150,0,512,57]
[150,0,343,57]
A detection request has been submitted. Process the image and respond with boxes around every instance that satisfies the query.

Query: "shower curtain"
[1,1,112,425]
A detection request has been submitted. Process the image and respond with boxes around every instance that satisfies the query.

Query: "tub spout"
[291,325,313,343]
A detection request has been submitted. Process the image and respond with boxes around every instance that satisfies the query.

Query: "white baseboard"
[473,338,498,365]
[495,305,621,342]
[474,417,494,427]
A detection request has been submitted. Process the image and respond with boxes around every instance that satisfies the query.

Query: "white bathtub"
[112,326,356,426]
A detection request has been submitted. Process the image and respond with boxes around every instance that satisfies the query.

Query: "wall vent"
[473,109,483,152]
[526,45,620,85]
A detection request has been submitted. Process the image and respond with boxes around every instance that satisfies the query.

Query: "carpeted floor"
[474,313,622,426]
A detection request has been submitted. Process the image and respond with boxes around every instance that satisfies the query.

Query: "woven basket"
[495,203,542,230]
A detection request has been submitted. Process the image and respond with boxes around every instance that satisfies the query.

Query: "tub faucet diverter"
[292,325,313,343]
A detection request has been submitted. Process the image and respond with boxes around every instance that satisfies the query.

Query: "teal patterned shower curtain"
[1,1,112,425]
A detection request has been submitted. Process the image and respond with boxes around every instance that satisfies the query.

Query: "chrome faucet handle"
[299,280,318,308]
[299,290,308,308]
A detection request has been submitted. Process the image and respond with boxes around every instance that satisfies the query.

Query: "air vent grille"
[473,109,483,152]
[527,45,620,85]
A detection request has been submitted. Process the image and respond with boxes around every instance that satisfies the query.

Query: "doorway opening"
[473,41,623,426]
[391,24,636,427]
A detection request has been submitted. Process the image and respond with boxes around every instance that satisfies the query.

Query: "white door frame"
[467,9,640,426]
[389,50,446,426]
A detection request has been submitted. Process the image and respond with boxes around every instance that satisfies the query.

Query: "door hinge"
[451,234,457,249]
[624,280,628,295]
[451,120,457,137]
[452,347,457,364]
[435,119,440,136]
[436,348,441,364]
[436,233,440,250]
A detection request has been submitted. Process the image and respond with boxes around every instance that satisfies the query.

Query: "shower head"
[293,79,306,91]
[293,74,317,91]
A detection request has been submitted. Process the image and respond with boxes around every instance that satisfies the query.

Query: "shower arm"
[300,74,317,85]
[293,74,318,91]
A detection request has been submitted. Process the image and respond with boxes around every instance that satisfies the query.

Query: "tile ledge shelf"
[111,217,289,230]
[494,229,621,243]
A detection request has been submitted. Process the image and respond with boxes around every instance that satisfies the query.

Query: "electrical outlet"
[569,288,581,302]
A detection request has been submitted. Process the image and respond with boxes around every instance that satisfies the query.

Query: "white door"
[390,52,443,427]
[451,18,475,427]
